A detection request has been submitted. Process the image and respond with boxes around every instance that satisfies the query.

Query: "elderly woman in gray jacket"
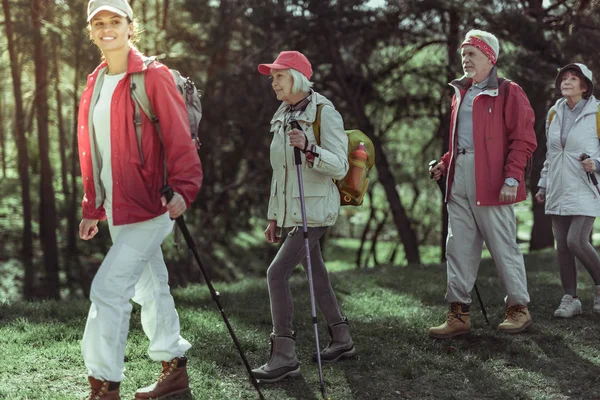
[251,51,356,383]
[536,63,600,318]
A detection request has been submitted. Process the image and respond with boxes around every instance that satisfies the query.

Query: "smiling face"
[89,10,133,55]
[560,71,587,101]
[461,45,493,83]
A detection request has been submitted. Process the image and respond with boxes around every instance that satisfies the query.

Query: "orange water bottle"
[345,142,369,197]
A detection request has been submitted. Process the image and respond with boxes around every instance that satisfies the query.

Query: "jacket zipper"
[447,85,462,201]
[282,126,288,225]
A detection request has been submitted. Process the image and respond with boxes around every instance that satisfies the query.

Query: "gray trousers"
[551,215,600,296]
[445,152,530,306]
[267,227,344,336]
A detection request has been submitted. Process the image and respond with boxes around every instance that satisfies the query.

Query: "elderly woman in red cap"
[535,63,600,318]
[251,50,356,383]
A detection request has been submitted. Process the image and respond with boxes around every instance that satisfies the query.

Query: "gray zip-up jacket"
[538,96,600,216]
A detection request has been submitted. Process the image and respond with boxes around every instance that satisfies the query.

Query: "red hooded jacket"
[77,47,202,225]
[440,68,537,206]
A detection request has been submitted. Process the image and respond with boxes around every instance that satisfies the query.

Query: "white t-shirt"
[92,72,127,219]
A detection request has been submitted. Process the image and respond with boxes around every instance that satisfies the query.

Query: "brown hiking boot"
[252,332,301,383]
[134,357,191,400]
[86,377,120,400]
[315,317,357,363]
[429,303,471,339]
[498,305,532,333]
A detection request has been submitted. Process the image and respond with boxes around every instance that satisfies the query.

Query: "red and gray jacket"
[77,47,202,225]
[440,67,537,206]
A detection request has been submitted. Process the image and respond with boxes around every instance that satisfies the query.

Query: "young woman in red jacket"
[78,1,202,399]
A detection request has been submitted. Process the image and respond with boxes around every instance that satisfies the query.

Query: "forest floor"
[2,241,600,399]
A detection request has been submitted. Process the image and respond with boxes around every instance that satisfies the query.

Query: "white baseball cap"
[87,0,133,22]
[555,63,594,97]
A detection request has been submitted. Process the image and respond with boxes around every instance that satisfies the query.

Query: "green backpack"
[313,104,375,206]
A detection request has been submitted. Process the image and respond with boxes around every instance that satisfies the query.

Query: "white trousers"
[445,152,530,306]
[82,213,191,382]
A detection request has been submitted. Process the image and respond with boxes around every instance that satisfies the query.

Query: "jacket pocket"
[291,182,329,224]
[579,174,599,198]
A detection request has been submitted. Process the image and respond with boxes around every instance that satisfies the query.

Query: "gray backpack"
[130,56,203,183]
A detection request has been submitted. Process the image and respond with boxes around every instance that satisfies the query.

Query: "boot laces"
[157,359,177,383]
[88,382,108,399]
[505,305,526,321]
[446,304,467,323]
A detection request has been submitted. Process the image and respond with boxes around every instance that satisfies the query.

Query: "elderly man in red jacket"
[429,29,537,338]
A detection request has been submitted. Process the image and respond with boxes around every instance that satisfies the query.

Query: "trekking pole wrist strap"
[302,143,319,158]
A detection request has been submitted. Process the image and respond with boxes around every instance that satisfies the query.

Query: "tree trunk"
[314,3,421,264]
[32,0,60,299]
[162,0,169,30]
[2,0,34,299]
[368,212,388,267]
[141,0,148,54]
[438,8,460,262]
[53,32,69,197]
[529,104,554,250]
[68,35,83,257]
[367,128,421,264]
[357,190,376,268]
[527,45,554,251]
[0,86,5,180]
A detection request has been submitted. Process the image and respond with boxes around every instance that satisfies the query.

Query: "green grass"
[2,248,600,399]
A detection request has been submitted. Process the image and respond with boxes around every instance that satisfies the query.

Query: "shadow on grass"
[3,248,599,399]
[166,249,599,399]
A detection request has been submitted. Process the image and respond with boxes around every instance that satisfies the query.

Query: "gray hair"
[464,29,500,60]
[272,68,313,93]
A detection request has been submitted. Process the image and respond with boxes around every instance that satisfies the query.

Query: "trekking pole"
[160,185,265,400]
[579,154,600,196]
[290,120,327,400]
[428,160,490,325]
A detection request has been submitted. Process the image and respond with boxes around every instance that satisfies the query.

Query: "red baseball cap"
[258,51,313,80]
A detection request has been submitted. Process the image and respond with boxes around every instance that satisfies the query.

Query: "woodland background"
[1,0,599,301]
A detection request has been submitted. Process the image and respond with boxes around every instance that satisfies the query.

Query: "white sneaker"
[554,294,582,318]
[593,286,600,314]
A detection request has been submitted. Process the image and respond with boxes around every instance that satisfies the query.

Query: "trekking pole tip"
[320,384,328,399]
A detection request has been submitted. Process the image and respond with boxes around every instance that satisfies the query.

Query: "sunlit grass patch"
[3,248,600,399]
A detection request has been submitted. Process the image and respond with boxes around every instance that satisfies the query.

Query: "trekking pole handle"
[160,184,175,203]
[580,153,599,186]
[290,120,303,166]
[428,159,446,197]
[428,159,438,180]
[160,185,184,222]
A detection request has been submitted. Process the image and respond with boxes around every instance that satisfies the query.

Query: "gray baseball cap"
[87,0,133,22]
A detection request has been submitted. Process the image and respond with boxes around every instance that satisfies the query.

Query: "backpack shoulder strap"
[130,56,167,183]
[312,104,325,146]
[548,107,556,127]
[130,57,158,119]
